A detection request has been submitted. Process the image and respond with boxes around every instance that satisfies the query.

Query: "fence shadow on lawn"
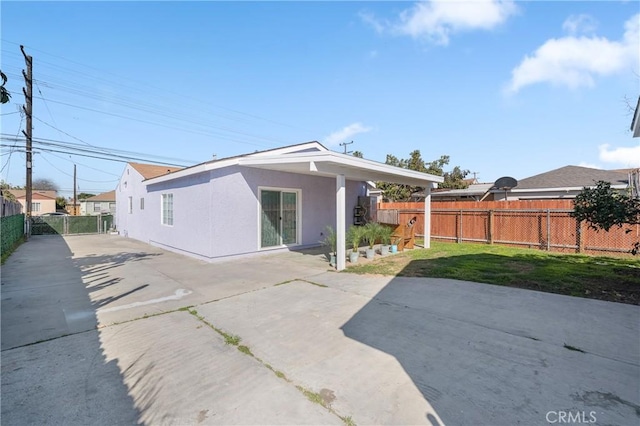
[394,251,640,305]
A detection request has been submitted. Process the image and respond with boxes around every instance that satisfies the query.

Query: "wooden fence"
[1,195,22,217]
[378,201,640,256]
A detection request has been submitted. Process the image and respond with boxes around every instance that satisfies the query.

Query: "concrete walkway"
[1,235,639,425]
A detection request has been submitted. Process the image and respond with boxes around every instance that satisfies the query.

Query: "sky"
[1,1,639,198]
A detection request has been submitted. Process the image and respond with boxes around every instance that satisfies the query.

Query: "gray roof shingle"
[514,166,629,190]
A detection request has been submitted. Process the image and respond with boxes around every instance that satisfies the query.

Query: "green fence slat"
[1,214,24,254]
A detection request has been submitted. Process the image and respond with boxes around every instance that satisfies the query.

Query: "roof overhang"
[238,151,443,186]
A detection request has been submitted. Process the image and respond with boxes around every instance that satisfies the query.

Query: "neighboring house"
[116,141,443,270]
[491,166,630,201]
[6,189,57,216]
[80,190,117,215]
[413,183,495,202]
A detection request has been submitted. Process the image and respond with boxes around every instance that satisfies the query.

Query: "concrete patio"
[2,234,638,425]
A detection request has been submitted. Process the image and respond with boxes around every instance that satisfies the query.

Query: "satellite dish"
[493,176,518,189]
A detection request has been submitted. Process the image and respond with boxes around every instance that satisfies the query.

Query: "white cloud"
[323,123,372,146]
[598,143,640,167]
[505,14,639,94]
[359,11,386,34]
[562,14,598,35]
[360,0,517,45]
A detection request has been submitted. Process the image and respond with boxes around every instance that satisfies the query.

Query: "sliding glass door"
[260,189,298,248]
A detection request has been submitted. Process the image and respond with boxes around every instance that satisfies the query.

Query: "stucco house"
[6,189,57,216]
[116,141,443,270]
[80,190,117,216]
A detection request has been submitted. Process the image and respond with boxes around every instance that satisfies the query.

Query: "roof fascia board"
[144,142,327,185]
[250,141,327,157]
[240,152,444,183]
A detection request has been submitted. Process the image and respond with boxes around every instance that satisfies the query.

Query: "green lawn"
[346,241,640,305]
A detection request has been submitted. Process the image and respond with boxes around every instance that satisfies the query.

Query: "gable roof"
[129,163,183,180]
[145,140,443,187]
[6,189,57,200]
[145,141,328,184]
[85,190,116,202]
[513,166,629,191]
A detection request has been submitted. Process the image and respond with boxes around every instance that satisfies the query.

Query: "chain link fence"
[30,215,114,236]
[1,214,25,255]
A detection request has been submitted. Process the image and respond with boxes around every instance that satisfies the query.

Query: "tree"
[0,180,22,201]
[442,165,470,189]
[572,181,640,255]
[352,151,364,158]
[77,193,96,200]
[32,178,59,191]
[1,70,10,104]
[56,196,67,210]
[376,150,469,201]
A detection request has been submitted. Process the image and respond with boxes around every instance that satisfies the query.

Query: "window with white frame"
[31,202,41,212]
[162,193,173,226]
[128,196,133,214]
[93,203,101,213]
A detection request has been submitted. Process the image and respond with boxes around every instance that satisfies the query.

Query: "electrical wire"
[39,152,119,183]
[1,133,197,165]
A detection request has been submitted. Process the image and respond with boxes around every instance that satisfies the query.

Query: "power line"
[2,42,303,132]
[1,133,196,165]
[39,153,119,183]
[43,150,121,177]
[0,142,188,167]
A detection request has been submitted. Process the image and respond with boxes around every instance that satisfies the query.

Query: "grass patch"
[341,416,356,426]
[225,334,241,346]
[237,345,252,355]
[296,385,326,407]
[564,343,586,353]
[346,241,640,305]
[188,308,244,346]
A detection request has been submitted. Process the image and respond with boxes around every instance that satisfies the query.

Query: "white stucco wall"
[117,163,366,262]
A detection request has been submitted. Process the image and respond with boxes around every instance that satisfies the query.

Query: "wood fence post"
[488,210,494,244]
[546,209,551,251]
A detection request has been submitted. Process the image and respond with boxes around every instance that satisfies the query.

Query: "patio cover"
[239,151,443,271]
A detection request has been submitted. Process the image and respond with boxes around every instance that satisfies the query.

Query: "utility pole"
[73,164,77,216]
[339,140,353,154]
[21,45,33,240]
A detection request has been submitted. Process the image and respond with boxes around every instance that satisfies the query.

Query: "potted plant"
[320,225,337,267]
[379,224,393,256]
[390,235,400,253]
[346,225,363,263]
[363,222,382,260]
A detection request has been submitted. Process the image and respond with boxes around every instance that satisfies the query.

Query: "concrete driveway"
[1,234,638,425]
